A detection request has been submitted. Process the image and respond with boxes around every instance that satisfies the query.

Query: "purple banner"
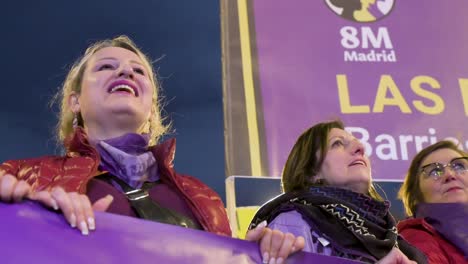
[0,202,362,263]
[251,0,468,179]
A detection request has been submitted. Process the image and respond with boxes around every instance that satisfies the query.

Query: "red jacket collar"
[397,217,438,235]
[65,127,97,156]
[151,137,176,170]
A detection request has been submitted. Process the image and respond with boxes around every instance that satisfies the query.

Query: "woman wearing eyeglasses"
[398,140,468,263]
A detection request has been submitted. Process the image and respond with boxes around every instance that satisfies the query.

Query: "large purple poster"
[222,0,468,180]
[0,202,361,264]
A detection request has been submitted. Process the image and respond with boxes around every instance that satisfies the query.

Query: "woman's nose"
[351,139,365,155]
[117,64,134,79]
[441,166,457,183]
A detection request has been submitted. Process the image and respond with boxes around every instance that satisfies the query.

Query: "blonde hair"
[56,35,169,147]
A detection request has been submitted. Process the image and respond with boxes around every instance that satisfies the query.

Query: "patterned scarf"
[250,186,426,263]
[301,187,397,259]
[95,133,159,189]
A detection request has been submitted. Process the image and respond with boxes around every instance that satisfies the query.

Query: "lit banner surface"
[1,202,361,263]
[222,0,468,179]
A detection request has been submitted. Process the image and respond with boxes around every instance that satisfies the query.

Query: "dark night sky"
[0,1,227,200]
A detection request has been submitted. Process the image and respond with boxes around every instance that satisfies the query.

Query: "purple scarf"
[95,133,159,189]
[416,203,468,257]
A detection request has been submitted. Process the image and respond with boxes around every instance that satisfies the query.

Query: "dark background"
[0,1,227,201]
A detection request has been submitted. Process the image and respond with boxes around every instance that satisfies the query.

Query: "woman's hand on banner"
[29,187,114,235]
[245,220,305,264]
[0,171,114,237]
[0,170,33,203]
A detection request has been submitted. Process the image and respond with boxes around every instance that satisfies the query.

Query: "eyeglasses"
[420,157,468,181]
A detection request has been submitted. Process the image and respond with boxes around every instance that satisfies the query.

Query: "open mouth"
[108,83,138,96]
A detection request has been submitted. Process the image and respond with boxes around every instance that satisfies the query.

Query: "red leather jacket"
[0,128,231,237]
[398,218,466,264]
